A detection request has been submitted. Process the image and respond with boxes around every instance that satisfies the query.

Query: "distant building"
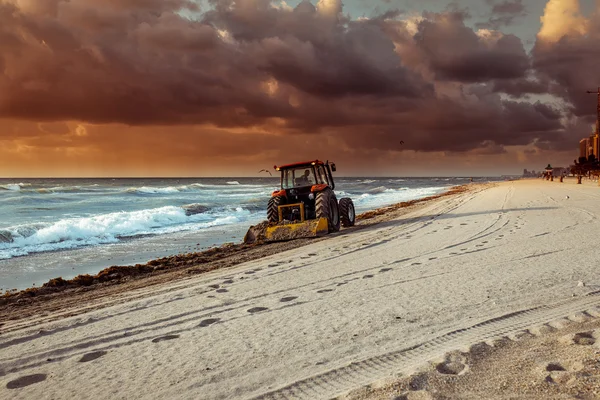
[578,125,600,161]
[522,169,538,177]
[580,138,588,159]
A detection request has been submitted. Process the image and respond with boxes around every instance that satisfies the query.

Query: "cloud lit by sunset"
[1,0,599,177]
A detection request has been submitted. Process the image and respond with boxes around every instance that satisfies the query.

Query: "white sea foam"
[353,186,448,212]
[129,186,182,194]
[227,181,241,185]
[0,206,256,259]
[0,184,22,191]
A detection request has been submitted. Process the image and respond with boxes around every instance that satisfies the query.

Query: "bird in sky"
[258,169,273,176]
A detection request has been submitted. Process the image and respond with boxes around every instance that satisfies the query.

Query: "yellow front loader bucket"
[264,217,329,242]
[242,202,330,244]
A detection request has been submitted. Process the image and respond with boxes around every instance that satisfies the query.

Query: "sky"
[1,0,599,177]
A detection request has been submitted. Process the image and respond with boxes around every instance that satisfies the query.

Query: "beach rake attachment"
[265,203,328,242]
[243,203,329,244]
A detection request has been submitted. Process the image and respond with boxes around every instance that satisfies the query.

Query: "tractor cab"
[278,160,336,190]
[270,160,337,223]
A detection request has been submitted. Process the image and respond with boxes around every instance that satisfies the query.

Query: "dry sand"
[2,178,600,399]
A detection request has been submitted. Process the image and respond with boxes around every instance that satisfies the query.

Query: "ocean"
[0,177,498,290]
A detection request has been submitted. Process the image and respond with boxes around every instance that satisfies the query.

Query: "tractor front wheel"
[267,196,284,223]
[316,189,340,232]
[339,198,355,227]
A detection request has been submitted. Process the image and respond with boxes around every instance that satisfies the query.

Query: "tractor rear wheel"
[316,189,340,232]
[339,198,355,227]
[267,196,283,223]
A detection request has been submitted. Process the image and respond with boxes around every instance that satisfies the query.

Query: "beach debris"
[243,221,269,244]
[566,195,570,199]
[578,281,585,287]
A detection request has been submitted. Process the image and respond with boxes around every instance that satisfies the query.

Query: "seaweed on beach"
[0,185,473,310]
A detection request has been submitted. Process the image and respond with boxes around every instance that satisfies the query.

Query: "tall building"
[580,138,588,159]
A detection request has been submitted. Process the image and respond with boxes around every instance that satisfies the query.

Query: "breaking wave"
[0,183,29,191]
[0,205,255,259]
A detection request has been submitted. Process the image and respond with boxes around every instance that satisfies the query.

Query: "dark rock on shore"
[182,203,209,216]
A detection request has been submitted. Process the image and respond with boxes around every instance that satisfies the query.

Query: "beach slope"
[2,179,600,399]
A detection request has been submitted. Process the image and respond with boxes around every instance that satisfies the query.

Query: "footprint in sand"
[436,360,466,375]
[216,288,228,293]
[429,257,437,260]
[222,279,234,284]
[244,271,255,275]
[267,264,278,268]
[380,268,393,273]
[152,334,180,343]
[435,353,468,376]
[247,307,269,313]
[198,318,220,327]
[545,362,566,372]
[280,296,298,302]
[460,223,468,226]
[544,362,574,384]
[411,262,422,266]
[308,253,317,256]
[6,374,47,389]
[363,275,374,279]
[572,331,596,345]
[317,289,334,293]
[79,351,107,363]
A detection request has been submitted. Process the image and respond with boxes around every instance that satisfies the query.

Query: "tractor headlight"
[308,193,315,200]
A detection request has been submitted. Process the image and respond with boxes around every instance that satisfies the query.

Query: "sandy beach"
[3,178,600,399]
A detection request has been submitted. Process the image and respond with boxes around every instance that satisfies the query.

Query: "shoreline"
[0,184,475,324]
[3,178,600,399]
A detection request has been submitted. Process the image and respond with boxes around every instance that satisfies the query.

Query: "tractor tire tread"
[267,196,283,223]
[339,197,355,228]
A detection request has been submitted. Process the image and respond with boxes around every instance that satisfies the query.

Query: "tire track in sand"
[251,294,600,400]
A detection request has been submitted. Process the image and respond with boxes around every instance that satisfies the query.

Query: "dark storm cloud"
[414,12,530,82]
[0,0,569,155]
[491,0,525,14]
[477,0,527,30]
[491,77,549,97]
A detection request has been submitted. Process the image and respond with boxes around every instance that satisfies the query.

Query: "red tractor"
[266,160,355,237]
